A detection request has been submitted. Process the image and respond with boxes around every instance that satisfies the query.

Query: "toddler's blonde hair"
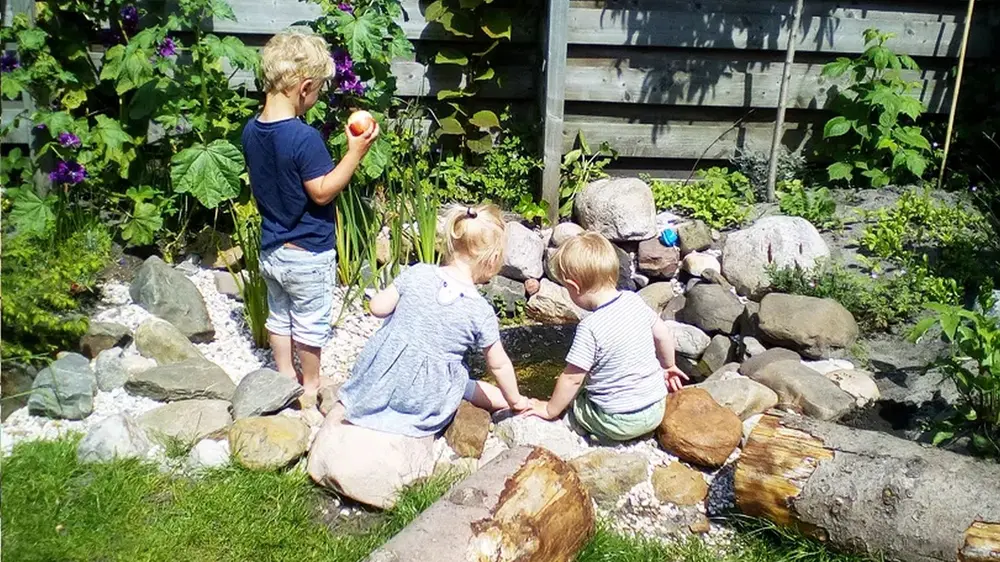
[550,231,618,293]
[443,203,506,282]
[260,31,335,94]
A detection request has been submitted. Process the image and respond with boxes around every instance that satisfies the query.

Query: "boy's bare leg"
[295,342,322,407]
[466,380,509,411]
[270,331,296,379]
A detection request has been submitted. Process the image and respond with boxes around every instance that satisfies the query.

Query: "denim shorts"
[259,245,337,348]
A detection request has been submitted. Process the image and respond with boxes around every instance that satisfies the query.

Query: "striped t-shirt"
[566,291,668,413]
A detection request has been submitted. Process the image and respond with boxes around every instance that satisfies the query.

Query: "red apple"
[348,110,375,136]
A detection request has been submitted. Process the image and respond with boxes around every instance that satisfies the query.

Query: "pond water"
[481,359,565,400]
[466,323,575,399]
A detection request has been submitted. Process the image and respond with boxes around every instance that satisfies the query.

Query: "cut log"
[735,412,1000,562]
[366,446,595,562]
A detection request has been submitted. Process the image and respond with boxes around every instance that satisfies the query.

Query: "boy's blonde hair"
[261,31,335,94]
[443,203,506,282]
[550,231,618,293]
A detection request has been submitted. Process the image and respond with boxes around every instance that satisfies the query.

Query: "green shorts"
[571,394,667,441]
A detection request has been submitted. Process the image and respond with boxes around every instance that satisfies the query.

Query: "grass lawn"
[1,436,878,562]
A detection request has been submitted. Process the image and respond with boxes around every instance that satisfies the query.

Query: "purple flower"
[338,68,365,95]
[35,123,47,131]
[120,5,139,33]
[332,49,353,75]
[58,132,81,149]
[49,160,87,185]
[337,2,354,14]
[0,51,19,73]
[320,122,335,139]
[100,29,125,47]
[157,37,177,58]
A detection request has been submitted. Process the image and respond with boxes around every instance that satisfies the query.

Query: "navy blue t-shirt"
[242,116,336,252]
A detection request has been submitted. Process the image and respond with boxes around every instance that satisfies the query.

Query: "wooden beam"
[541,0,571,226]
[765,0,804,202]
[566,7,992,57]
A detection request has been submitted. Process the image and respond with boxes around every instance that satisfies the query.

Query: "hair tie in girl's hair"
[466,206,478,219]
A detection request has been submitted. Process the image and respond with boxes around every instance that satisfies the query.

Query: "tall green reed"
[229,201,269,348]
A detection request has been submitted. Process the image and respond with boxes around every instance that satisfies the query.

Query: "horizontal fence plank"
[215,0,536,42]
[564,58,953,112]
[562,118,817,160]
[574,1,982,23]
[566,7,993,57]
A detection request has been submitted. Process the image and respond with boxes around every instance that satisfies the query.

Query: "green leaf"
[439,10,475,38]
[481,9,512,40]
[821,58,852,78]
[359,136,390,179]
[205,35,259,71]
[128,79,165,120]
[862,168,890,187]
[823,116,852,138]
[563,149,582,166]
[1,71,26,100]
[340,12,382,60]
[60,89,88,110]
[892,126,932,151]
[34,111,75,136]
[424,0,447,22]
[899,54,920,71]
[436,89,470,100]
[469,110,500,130]
[16,28,47,51]
[93,115,135,177]
[827,161,853,182]
[211,0,237,21]
[122,201,163,246]
[170,139,244,209]
[473,40,500,57]
[466,133,494,154]
[905,152,927,177]
[898,97,925,119]
[7,187,57,237]
[871,47,891,70]
[909,316,938,342]
[436,117,465,136]
[434,48,468,66]
[473,67,495,82]
[931,431,954,446]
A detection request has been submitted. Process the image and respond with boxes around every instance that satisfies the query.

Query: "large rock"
[229,416,311,471]
[699,335,734,375]
[758,293,858,359]
[696,378,779,420]
[125,359,236,402]
[613,245,637,292]
[651,462,709,506]
[135,317,204,365]
[637,239,681,279]
[28,353,96,420]
[568,450,648,508]
[501,222,545,281]
[139,399,232,443]
[682,252,721,278]
[638,283,676,315]
[481,276,527,317]
[444,401,491,459]
[660,294,686,321]
[738,347,801,378]
[526,279,586,324]
[825,369,880,407]
[494,412,587,460]
[574,178,657,242]
[551,222,584,247]
[721,216,830,298]
[130,256,215,342]
[187,439,231,471]
[80,321,131,358]
[677,221,713,255]
[2,362,36,421]
[664,321,711,358]
[213,270,244,301]
[230,368,303,419]
[77,414,153,463]
[749,360,856,421]
[307,402,436,509]
[657,388,742,468]
[678,283,745,335]
[94,348,129,391]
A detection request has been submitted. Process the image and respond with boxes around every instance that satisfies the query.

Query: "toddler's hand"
[522,398,557,420]
[345,120,380,157]
[664,365,689,392]
[509,396,531,413]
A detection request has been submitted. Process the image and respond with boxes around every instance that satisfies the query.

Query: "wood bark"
[735,412,1000,562]
[366,446,595,562]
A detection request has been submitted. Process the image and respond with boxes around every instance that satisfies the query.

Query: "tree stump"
[735,412,1000,562]
[366,446,595,562]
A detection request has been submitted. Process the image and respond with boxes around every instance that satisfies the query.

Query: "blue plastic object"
[659,228,679,247]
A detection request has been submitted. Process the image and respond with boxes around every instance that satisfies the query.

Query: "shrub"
[777,180,839,229]
[559,131,616,217]
[821,28,932,187]
[911,305,1000,458]
[434,131,542,209]
[649,167,755,229]
[730,147,806,197]
[1,225,112,362]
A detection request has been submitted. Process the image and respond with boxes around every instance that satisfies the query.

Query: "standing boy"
[242,31,379,408]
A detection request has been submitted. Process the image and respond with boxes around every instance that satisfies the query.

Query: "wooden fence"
[3,0,999,185]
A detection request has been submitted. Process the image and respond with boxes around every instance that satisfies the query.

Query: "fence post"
[540,0,570,226]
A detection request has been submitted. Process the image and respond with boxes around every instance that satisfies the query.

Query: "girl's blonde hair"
[260,31,335,94]
[443,203,506,282]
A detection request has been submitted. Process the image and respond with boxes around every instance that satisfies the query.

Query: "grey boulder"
[480,276,527,317]
[721,216,829,298]
[94,348,129,391]
[80,321,132,358]
[664,320,711,359]
[28,353,96,420]
[130,256,215,342]
[139,399,233,443]
[758,293,858,359]
[696,378,778,420]
[125,359,236,402]
[678,283,745,335]
[749,360,855,421]
[135,317,204,365]
[574,178,657,241]
[500,222,544,281]
[230,368,303,419]
[77,414,153,463]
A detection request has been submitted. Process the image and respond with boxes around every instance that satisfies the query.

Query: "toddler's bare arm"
[368,285,400,318]
[484,342,528,410]
[303,122,379,205]
[652,318,688,391]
